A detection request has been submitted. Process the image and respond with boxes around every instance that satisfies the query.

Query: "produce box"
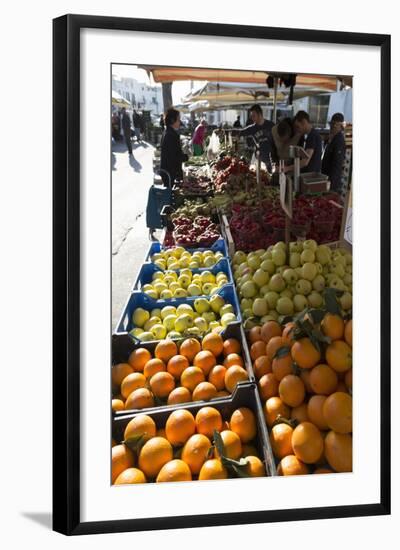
[113,381,277,478]
[145,238,228,261]
[112,322,255,397]
[132,258,233,293]
[114,285,241,337]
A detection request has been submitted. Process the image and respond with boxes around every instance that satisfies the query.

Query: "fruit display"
[170,198,217,220]
[112,332,250,410]
[150,246,224,270]
[231,240,352,327]
[128,294,239,341]
[248,311,352,475]
[173,176,213,197]
[112,401,267,484]
[173,215,220,247]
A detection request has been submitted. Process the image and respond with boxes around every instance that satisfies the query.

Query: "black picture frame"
[53,14,391,535]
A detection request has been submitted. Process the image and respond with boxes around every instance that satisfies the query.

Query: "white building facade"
[112,75,163,114]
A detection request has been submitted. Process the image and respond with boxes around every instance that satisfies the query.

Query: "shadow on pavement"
[129,155,142,172]
[21,512,52,530]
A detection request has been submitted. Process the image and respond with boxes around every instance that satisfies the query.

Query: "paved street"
[112,138,161,329]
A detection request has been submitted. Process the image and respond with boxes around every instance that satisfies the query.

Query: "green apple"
[283,268,298,285]
[154,260,167,270]
[150,308,161,319]
[202,311,217,324]
[187,283,202,296]
[272,248,286,267]
[314,262,323,274]
[132,307,150,328]
[142,284,154,293]
[166,331,182,339]
[241,281,258,298]
[204,255,216,268]
[330,263,345,278]
[343,273,352,285]
[151,324,167,339]
[168,282,180,293]
[289,241,303,253]
[163,314,177,332]
[302,262,318,281]
[293,294,308,312]
[265,291,279,309]
[289,253,301,269]
[260,250,272,261]
[138,331,155,342]
[194,317,208,332]
[209,294,225,313]
[144,289,159,300]
[194,298,210,314]
[160,289,173,300]
[269,274,286,293]
[209,321,220,331]
[340,291,352,310]
[178,257,191,268]
[167,261,180,270]
[163,276,176,286]
[202,283,217,295]
[175,314,194,332]
[260,259,275,275]
[276,297,294,315]
[303,239,318,252]
[247,255,261,270]
[177,274,191,288]
[176,304,195,317]
[240,298,253,310]
[280,288,293,299]
[152,271,165,281]
[259,284,270,296]
[220,304,234,316]
[268,310,279,321]
[221,313,237,327]
[315,245,331,265]
[242,308,253,319]
[160,305,176,319]
[173,288,188,298]
[253,269,269,287]
[295,279,312,296]
[312,274,326,292]
[308,291,323,308]
[153,281,168,294]
[252,297,268,316]
[151,253,163,262]
[200,271,215,284]
[144,316,162,332]
[189,261,200,269]
[300,249,315,264]
[274,241,286,251]
[186,326,201,336]
[129,327,144,338]
[276,265,289,275]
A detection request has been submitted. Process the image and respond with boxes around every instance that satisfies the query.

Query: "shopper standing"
[132,110,142,143]
[322,112,346,193]
[160,108,188,186]
[191,119,207,156]
[121,108,133,155]
[233,115,242,128]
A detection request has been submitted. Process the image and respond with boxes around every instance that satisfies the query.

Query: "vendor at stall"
[283,110,322,174]
[232,104,274,169]
[160,108,188,186]
[271,117,302,161]
[322,112,346,193]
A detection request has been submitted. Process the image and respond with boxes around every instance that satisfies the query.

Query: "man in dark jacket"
[322,112,346,193]
[160,108,188,186]
[121,108,132,155]
[236,104,274,169]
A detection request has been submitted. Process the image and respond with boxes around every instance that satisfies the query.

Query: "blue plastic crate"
[145,238,228,262]
[132,258,233,293]
[114,284,241,337]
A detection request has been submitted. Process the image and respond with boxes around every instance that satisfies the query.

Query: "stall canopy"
[112,90,132,108]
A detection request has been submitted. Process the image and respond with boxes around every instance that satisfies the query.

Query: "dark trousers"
[123,130,132,154]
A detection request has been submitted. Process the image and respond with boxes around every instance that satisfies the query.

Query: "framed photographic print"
[53,14,391,535]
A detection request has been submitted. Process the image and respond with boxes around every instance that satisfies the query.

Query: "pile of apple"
[130,297,238,341]
[140,268,229,300]
[173,215,220,247]
[232,240,352,327]
[150,247,224,270]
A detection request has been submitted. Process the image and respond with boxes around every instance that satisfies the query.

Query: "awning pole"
[273,77,278,123]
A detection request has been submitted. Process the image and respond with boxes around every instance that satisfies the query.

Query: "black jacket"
[160,126,188,186]
[322,131,346,191]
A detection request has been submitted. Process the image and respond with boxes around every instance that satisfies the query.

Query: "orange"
[321,313,345,341]
[245,456,265,477]
[199,459,228,480]
[223,338,241,356]
[223,353,245,368]
[192,381,218,401]
[112,444,135,483]
[258,373,279,400]
[300,369,314,393]
[114,467,147,485]
[344,368,352,391]
[181,434,212,474]
[230,407,257,443]
[112,399,125,412]
[138,437,173,478]
[270,422,294,459]
[250,341,267,361]
[202,332,224,356]
[260,320,282,344]
[180,366,205,392]
[167,355,189,379]
[324,431,352,472]
[241,444,259,458]
[143,358,166,379]
[323,392,352,434]
[125,388,154,410]
[292,422,324,464]
[179,338,201,362]
[279,374,305,407]
[344,319,352,347]
[156,459,192,482]
[314,467,333,474]
[264,397,290,427]
[224,365,248,393]
[154,339,178,362]
[149,371,175,399]
[326,340,352,373]
[124,414,156,442]
[291,403,309,423]
[167,386,192,405]
[208,365,227,390]
[120,372,146,399]
[194,350,217,376]
[217,390,230,398]
[277,455,309,476]
[307,395,329,430]
[195,406,223,438]
[248,326,262,344]
[291,338,321,369]
[128,348,152,372]
[112,363,134,388]
[272,353,293,381]
[215,430,242,460]
[309,364,338,395]
[254,355,272,379]
[165,409,196,446]
[281,322,296,347]
[266,336,285,361]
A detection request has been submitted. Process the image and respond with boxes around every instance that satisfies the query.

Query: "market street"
[111,138,156,328]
